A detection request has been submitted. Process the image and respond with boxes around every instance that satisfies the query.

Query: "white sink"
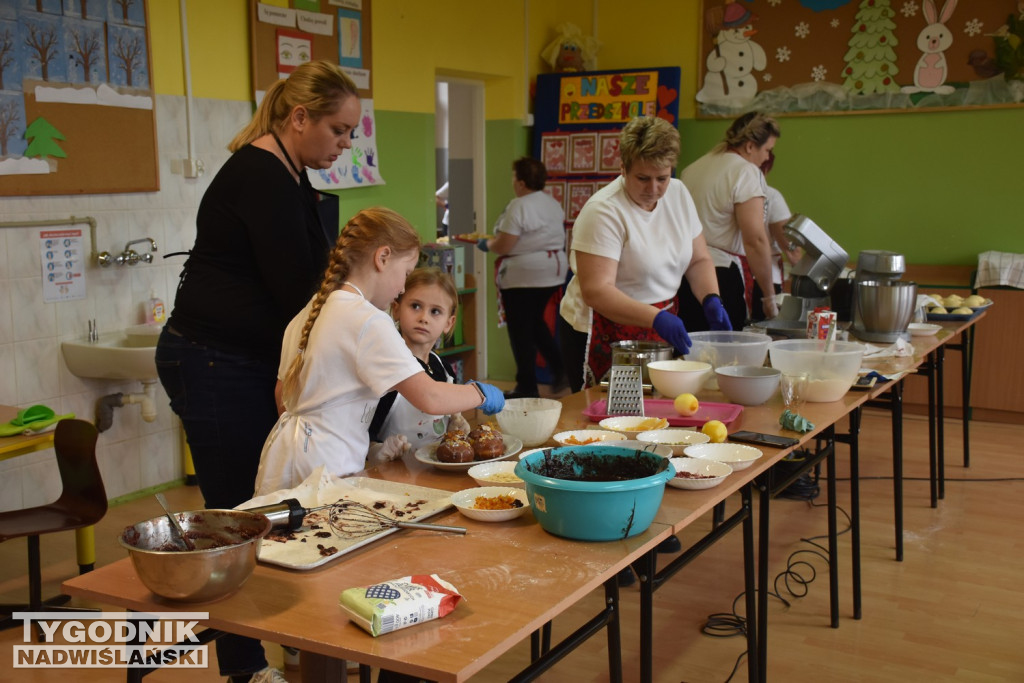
[62,324,160,381]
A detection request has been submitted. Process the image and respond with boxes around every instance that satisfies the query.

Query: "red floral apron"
[585,297,678,387]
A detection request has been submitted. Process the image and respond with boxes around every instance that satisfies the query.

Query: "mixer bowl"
[854,280,917,339]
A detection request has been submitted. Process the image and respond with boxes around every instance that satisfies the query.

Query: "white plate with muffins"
[414,427,523,471]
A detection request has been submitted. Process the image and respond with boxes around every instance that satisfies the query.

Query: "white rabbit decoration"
[902,0,958,95]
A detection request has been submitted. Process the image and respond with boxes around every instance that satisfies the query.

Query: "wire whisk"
[327,500,466,538]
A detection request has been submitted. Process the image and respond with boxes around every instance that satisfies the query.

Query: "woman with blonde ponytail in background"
[156,61,361,683]
[254,208,505,495]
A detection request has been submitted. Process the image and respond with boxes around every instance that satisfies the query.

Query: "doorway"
[435,77,487,378]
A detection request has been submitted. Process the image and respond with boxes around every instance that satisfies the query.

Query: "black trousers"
[558,316,589,393]
[678,263,748,333]
[502,286,564,395]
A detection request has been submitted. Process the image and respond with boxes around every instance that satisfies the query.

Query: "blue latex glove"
[469,381,505,415]
[652,310,692,355]
[476,238,489,252]
[703,294,733,331]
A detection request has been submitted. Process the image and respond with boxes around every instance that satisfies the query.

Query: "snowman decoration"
[697,3,766,108]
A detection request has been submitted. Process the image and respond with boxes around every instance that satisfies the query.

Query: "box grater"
[606,365,646,416]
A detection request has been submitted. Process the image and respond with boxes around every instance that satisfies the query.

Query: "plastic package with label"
[339,574,463,636]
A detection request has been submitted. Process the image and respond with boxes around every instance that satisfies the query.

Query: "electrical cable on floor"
[703,501,853,683]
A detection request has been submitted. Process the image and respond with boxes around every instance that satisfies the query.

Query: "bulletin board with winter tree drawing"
[0,0,157,196]
[696,0,1024,118]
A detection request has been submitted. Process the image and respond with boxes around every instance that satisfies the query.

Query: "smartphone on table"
[728,431,801,449]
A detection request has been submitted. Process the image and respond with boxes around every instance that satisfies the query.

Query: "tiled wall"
[0,96,251,512]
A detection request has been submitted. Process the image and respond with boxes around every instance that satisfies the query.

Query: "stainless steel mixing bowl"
[854,280,918,338]
[119,509,271,602]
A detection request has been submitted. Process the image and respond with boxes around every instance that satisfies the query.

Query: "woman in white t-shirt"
[477,157,568,398]
[557,117,730,391]
[678,111,781,332]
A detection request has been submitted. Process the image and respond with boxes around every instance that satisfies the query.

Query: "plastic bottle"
[145,290,165,325]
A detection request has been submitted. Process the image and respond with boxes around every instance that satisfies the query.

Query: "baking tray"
[582,399,743,428]
[927,310,981,322]
[257,477,453,571]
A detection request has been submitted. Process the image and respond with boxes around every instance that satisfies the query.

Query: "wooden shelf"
[437,344,475,357]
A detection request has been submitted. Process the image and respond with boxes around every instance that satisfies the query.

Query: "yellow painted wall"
[150,0,251,101]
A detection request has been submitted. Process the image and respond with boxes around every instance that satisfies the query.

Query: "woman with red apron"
[557,116,731,393]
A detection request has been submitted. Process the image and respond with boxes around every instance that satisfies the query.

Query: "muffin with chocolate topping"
[436,430,474,463]
[469,425,505,461]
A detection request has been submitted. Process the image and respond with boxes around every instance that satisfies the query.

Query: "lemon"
[702,419,728,443]
[673,393,699,416]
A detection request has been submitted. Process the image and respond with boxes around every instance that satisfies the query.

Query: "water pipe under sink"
[96,380,158,432]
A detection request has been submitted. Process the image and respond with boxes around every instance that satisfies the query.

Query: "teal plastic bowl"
[514,446,675,541]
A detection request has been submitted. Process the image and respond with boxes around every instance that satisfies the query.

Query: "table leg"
[638,549,656,683]
[891,381,904,562]
[756,472,770,683]
[825,427,839,629]
[298,651,347,682]
[847,408,862,620]
[926,351,939,509]
[604,580,623,683]
[936,344,946,500]
[963,326,974,467]
[740,484,758,683]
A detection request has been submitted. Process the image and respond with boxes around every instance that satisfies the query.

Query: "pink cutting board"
[582,399,744,428]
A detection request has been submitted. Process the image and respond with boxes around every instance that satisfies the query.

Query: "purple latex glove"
[652,310,692,355]
[703,294,732,331]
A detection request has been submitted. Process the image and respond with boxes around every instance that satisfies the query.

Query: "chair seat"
[0,501,106,542]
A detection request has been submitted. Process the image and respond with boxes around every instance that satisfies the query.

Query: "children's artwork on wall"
[277,28,313,76]
[337,8,362,67]
[541,134,568,173]
[569,133,597,173]
[0,0,157,196]
[598,132,621,173]
[567,181,595,221]
[308,98,384,189]
[544,181,567,215]
[697,0,1024,118]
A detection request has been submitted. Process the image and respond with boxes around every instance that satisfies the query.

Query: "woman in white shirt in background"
[477,157,568,398]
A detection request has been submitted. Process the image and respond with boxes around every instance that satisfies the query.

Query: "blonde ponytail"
[280,208,421,409]
[228,60,358,153]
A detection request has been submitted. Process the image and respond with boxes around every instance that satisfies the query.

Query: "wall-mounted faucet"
[97,237,158,267]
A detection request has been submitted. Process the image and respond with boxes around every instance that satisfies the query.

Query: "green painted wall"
[680,109,1022,267]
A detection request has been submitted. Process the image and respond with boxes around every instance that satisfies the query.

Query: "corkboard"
[696,0,1024,117]
[0,0,157,196]
[248,0,373,100]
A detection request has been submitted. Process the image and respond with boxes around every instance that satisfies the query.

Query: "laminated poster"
[308,98,384,190]
[40,230,86,303]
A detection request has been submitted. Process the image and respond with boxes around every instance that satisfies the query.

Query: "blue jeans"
[155,328,277,676]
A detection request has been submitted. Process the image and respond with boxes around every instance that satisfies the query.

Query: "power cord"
[702,501,852,682]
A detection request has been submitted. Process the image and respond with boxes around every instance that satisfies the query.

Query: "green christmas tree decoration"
[842,0,900,95]
[24,117,68,159]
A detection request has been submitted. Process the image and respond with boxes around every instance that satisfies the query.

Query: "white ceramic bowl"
[636,428,711,455]
[495,398,563,447]
[715,365,781,406]
[683,442,762,471]
[451,487,530,522]
[908,322,941,337]
[666,457,733,490]
[466,461,525,489]
[552,429,627,447]
[599,415,671,438]
[645,360,712,398]
[768,339,866,403]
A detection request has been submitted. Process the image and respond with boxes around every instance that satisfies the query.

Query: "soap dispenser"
[145,290,166,325]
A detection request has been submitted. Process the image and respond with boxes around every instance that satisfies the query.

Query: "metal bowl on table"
[119,509,272,603]
[604,340,674,387]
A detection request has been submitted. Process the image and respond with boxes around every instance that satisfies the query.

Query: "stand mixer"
[760,214,849,337]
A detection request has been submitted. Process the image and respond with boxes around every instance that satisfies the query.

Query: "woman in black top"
[155,60,359,683]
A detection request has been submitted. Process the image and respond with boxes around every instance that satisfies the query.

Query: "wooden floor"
[1,410,1022,682]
